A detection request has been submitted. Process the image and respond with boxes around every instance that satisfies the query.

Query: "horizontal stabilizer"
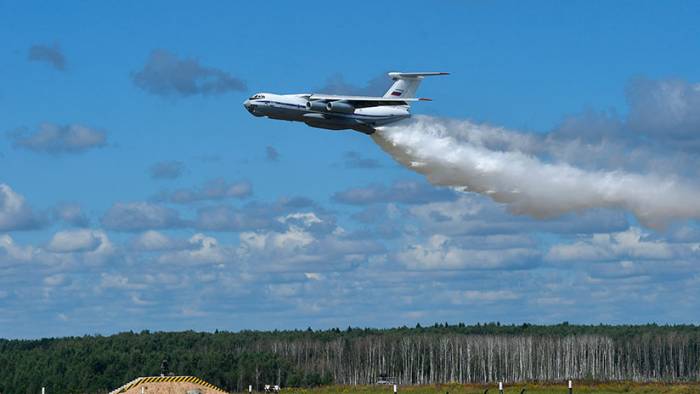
[387,72,450,79]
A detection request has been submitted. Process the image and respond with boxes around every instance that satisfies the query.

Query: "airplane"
[243,72,448,135]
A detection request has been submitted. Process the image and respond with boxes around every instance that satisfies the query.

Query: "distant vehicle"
[243,72,448,135]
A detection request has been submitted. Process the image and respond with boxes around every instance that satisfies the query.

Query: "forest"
[1,323,699,394]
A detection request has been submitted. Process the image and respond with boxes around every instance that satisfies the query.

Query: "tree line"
[1,323,699,394]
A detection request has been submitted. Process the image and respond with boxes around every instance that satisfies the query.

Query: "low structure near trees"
[109,376,227,394]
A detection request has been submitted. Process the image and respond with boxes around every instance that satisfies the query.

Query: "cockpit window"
[249,94,265,100]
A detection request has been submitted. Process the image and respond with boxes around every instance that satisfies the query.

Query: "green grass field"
[287,383,700,394]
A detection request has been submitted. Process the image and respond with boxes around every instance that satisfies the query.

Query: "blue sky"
[2,1,700,338]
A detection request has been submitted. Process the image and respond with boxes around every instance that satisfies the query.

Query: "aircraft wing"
[309,94,431,103]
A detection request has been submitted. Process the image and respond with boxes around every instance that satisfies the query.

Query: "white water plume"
[372,116,700,228]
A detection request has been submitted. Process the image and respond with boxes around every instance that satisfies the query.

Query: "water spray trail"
[372,116,700,228]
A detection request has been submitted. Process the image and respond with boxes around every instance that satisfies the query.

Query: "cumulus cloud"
[1,229,115,270]
[374,116,700,228]
[157,233,234,266]
[27,43,65,70]
[626,78,700,144]
[130,230,200,252]
[46,229,104,253]
[408,195,629,236]
[333,180,456,206]
[10,123,106,154]
[155,179,252,204]
[0,184,43,231]
[130,230,175,251]
[132,49,246,97]
[544,227,700,283]
[547,227,678,263]
[192,197,322,233]
[0,234,37,266]
[397,233,540,271]
[64,230,115,265]
[237,211,383,271]
[101,202,184,231]
[149,161,185,180]
[545,79,700,175]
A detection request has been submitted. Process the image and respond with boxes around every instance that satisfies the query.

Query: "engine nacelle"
[325,101,355,114]
[306,101,327,112]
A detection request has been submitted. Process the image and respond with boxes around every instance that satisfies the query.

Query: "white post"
[393,384,397,394]
[249,385,253,393]
[568,380,573,394]
[42,388,45,394]
[141,387,145,394]
[498,382,503,394]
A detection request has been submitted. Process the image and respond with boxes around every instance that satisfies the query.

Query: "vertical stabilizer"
[383,72,449,99]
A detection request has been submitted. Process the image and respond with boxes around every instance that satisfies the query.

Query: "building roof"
[109,376,227,394]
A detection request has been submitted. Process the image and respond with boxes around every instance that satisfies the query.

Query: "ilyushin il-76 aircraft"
[243,72,448,134]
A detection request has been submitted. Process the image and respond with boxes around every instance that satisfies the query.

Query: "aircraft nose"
[243,99,260,116]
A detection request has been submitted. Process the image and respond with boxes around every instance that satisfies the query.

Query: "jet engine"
[306,101,327,112]
[325,101,355,114]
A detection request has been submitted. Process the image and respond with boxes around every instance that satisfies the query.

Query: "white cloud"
[0,184,42,231]
[408,195,628,236]
[239,227,316,258]
[158,233,233,265]
[129,230,196,252]
[240,212,322,255]
[132,230,172,251]
[279,212,323,227]
[397,233,539,271]
[0,234,37,265]
[304,272,323,281]
[547,227,676,263]
[0,229,115,273]
[626,78,700,142]
[47,229,103,253]
[235,211,383,272]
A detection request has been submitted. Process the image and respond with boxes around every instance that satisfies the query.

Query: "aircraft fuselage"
[243,93,410,134]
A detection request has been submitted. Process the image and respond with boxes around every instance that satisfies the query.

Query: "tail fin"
[383,72,449,99]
